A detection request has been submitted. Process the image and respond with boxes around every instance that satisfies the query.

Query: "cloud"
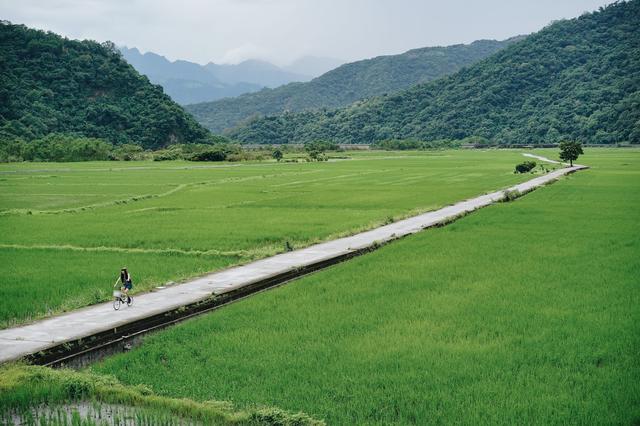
[219,43,272,64]
[0,0,611,66]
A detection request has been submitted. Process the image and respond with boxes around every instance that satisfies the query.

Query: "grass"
[90,149,640,424]
[0,248,232,326]
[0,363,322,425]
[0,150,539,326]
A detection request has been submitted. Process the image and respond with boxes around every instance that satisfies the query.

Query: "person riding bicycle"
[114,267,133,303]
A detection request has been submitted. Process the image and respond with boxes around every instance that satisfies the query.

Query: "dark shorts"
[124,281,132,290]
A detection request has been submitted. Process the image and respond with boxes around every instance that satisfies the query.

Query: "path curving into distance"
[0,154,587,364]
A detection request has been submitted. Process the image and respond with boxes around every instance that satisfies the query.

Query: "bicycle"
[113,287,133,310]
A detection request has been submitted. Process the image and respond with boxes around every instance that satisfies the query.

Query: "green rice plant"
[93,149,640,424]
[0,150,538,326]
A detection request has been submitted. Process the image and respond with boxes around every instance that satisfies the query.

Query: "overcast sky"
[0,0,611,66]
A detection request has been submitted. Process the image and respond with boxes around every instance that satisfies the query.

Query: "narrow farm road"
[0,154,588,364]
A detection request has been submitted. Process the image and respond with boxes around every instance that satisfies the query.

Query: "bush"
[514,161,536,173]
[502,188,522,202]
[308,150,327,161]
[189,148,227,162]
[110,143,146,161]
[0,134,113,162]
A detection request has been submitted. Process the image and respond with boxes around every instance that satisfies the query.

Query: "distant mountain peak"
[119,48,312,104]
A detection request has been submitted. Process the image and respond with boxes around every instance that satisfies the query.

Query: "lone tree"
[559,140,584,166]
[272,149,283,162]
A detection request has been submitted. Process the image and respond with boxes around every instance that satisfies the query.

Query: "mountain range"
[120,48,339,105]
[228,0,640,145]
[2,1,637,153]
[186,38,519,133]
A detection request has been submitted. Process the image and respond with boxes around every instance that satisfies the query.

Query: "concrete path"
[0,154,587,364]
[522,153,565,164]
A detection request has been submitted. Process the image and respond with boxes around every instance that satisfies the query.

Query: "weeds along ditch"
[89,149,640,424]
[0,363,322,425]
[0,150,541,327]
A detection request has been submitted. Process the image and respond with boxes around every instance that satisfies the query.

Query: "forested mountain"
[186,38,518,133]
[229,1,640,145]
[0,22,213,148]
[120,48,310,104]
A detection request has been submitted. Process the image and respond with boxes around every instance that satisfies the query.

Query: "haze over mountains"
[284,56,346,79]
[120,48,343,106]
[229,1,639,145]
[120,47,319,105]
[186,38,519,133]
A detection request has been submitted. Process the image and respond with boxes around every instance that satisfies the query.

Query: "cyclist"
[114,267,133,303]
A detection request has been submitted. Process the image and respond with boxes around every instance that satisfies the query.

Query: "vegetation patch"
[514,160,536,174]
[0,150,536,326]
[0,364,322,425]
[94,149,639,424]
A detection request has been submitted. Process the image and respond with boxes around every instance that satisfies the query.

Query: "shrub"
[189,149,227,162]
[502,188,522,202]
[514,161,536,173]
[152,148,183,161]
[110,143,146,161]
[0,134,114,162]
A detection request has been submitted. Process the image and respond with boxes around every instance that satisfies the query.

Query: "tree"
[559,140,584,166]
[272,149,283,162]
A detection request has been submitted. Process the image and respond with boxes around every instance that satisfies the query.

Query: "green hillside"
[229,1,640,145]
[0,22,212,149]
[186,39,517,133]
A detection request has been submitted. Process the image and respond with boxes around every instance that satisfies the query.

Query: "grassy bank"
[0,150,538,326]
[92,149,639,424]
[0,363,322,425]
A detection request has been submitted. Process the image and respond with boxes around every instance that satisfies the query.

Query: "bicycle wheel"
[113,298,121,310]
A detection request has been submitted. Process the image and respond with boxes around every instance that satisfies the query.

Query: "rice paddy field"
[0,150,540,327]
[89,149,640,424]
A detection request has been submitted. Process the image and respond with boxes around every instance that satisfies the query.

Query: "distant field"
[0,150,537,327]
[93,149,640,424]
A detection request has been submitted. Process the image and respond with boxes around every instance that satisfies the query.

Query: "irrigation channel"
[0,155,587,367]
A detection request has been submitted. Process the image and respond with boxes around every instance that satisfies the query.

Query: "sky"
[0,0,612,66]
